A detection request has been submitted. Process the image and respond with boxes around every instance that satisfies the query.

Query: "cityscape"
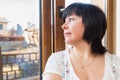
[0,0,40,80]
[0,17,40,80]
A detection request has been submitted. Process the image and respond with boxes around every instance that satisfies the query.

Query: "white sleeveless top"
[43,49,120,80]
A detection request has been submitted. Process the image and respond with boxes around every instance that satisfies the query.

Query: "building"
[0,17,9,36]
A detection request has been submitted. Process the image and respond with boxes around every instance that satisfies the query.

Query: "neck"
[71,41,94,62]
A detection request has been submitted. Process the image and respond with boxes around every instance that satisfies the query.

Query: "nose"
[61,23,68,30]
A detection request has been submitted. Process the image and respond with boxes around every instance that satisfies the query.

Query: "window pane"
[0,0,40,80]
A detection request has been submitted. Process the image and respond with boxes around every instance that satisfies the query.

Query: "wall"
[65,0,91,7]
[116,0,120,55]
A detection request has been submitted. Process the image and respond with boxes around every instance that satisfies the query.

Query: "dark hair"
[62,3,107,55]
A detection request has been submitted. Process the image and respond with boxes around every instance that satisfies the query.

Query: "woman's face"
[62,14,85,44]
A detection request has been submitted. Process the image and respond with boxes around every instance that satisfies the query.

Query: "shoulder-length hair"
[62,3,107,55]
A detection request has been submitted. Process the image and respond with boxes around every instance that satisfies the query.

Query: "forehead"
[65,12,76,17]
[65,14,82,19]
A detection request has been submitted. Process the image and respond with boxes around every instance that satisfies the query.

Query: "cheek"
[73,26,85,39]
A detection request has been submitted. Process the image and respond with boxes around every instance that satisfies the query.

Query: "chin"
[65,40,73,45]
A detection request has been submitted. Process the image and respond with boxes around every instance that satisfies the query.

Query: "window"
[0,0,40,80]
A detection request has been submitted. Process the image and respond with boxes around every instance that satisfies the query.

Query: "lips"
[64,32,71,37]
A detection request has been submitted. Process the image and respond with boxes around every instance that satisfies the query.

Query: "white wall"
[65,0,91,7]
[116,0,120,55]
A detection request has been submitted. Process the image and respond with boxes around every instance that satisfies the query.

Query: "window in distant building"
[0,24,3,29]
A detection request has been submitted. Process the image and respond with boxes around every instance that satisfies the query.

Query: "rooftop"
[0,17,9,23]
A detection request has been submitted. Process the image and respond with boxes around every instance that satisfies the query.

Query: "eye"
[69,18,74,21]
[65,17,75,23]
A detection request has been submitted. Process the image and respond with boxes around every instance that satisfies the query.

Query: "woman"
[42,3,120,80]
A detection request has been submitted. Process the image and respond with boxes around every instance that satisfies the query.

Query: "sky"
[0,0,39,29]
[0,0,90,29]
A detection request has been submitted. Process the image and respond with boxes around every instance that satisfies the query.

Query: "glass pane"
[0,0,40,80]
